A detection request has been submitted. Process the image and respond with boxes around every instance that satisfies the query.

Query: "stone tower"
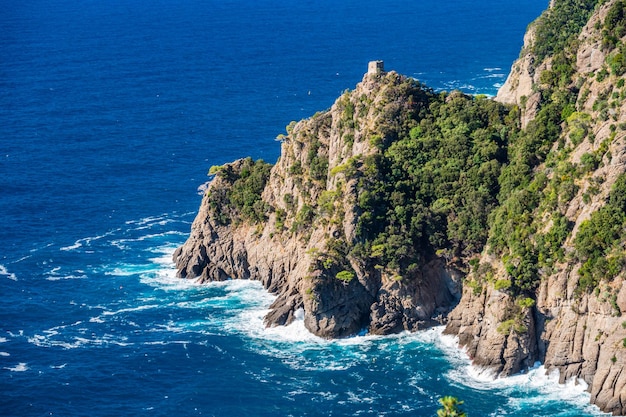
[367,60,384,75]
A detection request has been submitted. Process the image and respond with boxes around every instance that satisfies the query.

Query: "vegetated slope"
[174,71,515,338]
[446,0,626,414]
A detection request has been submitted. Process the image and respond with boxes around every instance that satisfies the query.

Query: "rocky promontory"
[176,0,626,414]
[174,71,486,337]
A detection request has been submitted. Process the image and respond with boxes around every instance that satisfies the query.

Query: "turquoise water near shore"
[0,0,609,415]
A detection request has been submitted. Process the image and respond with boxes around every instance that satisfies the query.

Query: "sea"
[0,0,609,416]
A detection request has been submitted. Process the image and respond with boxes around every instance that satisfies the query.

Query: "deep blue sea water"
[0,0,610,415]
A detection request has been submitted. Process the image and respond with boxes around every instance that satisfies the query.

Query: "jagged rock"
[495,27,544,128]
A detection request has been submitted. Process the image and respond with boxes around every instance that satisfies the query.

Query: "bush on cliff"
[208,157,272,225]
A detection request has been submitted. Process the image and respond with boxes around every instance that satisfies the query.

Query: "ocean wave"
[123,212,194,229]
[28,333,132,349]
[59,229,121,252]
[45,274,88,281]
[100,304,162,316]
[125,213,175,226]
[477,73,506,79]
[60,241,82,251]
[110,230,186,247]
[44,267,88,281]
[0,264,18,281]
[4,363,28,372]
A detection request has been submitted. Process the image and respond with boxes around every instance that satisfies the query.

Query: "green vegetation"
[208,164,224,175]
[336,270,355,282]
[530,0,603,62]
[354,87,512,273]
[574,173,626,292]
[207,157,272,225]
[494,279,512,291]
[479,0,621,297]
[601,0,626,50]
[437,396,467,417]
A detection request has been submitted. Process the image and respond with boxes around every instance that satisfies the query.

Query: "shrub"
[494,279,512,291]
[516,297,536,309]
[336,270,355,282]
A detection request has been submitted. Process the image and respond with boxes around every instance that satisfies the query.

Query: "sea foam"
[0,264,17,281]
[433,328,608,416]
[4,363,28,372]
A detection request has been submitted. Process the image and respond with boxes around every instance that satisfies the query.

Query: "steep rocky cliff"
[446,0,626,414]
[176,0,626,414]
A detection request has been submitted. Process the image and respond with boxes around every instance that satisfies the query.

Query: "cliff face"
[446,0,626,415]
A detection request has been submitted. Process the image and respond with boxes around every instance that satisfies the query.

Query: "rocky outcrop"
[174,70,463,338]
[495,23,544,127]
[446,1,626,414]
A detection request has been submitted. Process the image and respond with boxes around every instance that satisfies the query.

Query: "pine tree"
[437,396,467,417]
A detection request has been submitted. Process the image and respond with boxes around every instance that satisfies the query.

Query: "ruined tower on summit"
[367,60,384,75]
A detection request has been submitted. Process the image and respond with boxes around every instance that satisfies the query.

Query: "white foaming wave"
[0,337,8,343]
[28,333,132,349]
[60,241,82,251]
[45,274,88,281]
[104,261,172,277]
[229,296,409,372]
[45,267,88,281]
[103,244,179,279]
[139,265,200,291]
[241,307,322,344]
[4,363,28,372]
[105,266,147,277]
[149,338,187,347]
[0,264,18,281]
[60,229,120,252]
[0,352,10,357]
[110,231,186,248]
[221,279,276,307]
[430,328,607,416]
[147,243,181,267]
[125,213,174,227]
[101,304,161,317]
[123,212,194,233]
[13,254,32,263]
[477,73,506,79]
